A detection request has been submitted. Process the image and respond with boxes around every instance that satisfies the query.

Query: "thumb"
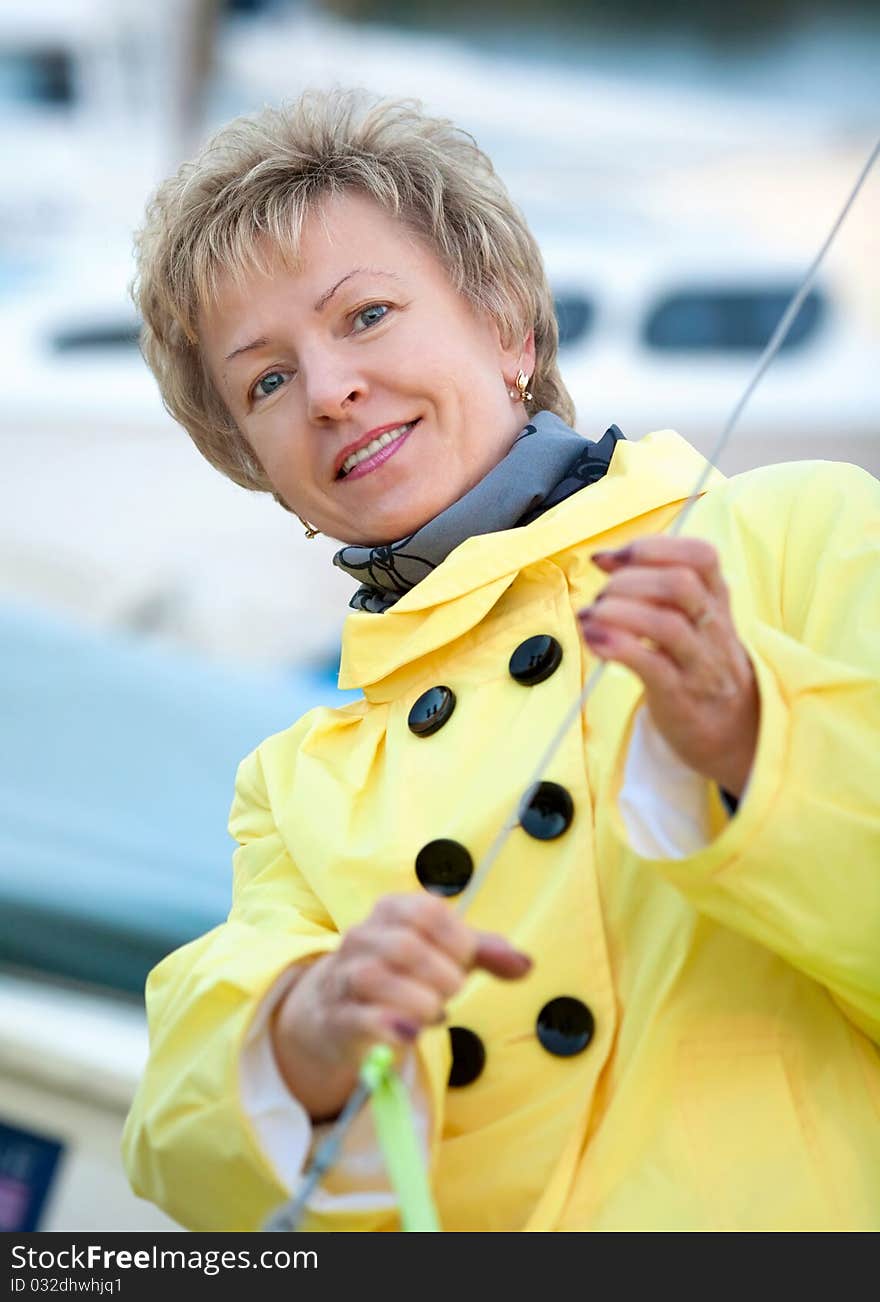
[471,931,533,980]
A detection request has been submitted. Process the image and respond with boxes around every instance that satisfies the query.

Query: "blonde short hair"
[135,87,575,492]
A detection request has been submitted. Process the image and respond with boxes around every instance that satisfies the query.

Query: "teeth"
[341,422,414,475]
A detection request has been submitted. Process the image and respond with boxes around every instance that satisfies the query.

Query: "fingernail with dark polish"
[592,547,632,566]
[391,1018,419,1042]
[582,624,611,643]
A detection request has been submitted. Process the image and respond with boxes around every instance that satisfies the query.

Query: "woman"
[122,89,880,1232]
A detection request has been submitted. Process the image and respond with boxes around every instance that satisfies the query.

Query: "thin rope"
[669,134,880,537]
[266,131,880,1231]
[263,1080,372,1231]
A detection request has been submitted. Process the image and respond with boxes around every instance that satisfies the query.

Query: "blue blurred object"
[642,286,826,353]
[0,603,356,997]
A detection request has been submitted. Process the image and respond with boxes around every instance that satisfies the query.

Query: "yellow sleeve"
[611,460,880,1042]
[121,740,383,1231]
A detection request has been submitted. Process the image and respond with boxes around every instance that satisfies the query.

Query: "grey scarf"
[333,410,624,613]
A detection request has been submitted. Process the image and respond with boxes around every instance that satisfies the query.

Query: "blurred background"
[0,0,877,1231]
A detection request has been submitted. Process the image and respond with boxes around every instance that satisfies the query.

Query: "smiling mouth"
[336,420,420,479]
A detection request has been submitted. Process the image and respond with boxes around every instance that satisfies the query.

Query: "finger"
[587,564,714,624]
[328,999,421,1054]
[579,619,679,697]
[371,893,467,962]
[344,958,446,1026]
[371,893,528,972]
[472,932,533,980]
[592,537,726,598]
[580,596,702,672]
[359,926,465,1000]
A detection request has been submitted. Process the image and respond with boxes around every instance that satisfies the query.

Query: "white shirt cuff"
[239,969,430,1214]
[619,706,739,859]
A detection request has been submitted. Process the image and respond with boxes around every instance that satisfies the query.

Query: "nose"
[303,347,366,423]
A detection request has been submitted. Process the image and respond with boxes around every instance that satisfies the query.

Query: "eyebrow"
[314,267,400,312]
[224,268,401,363]
[225,336,268,363]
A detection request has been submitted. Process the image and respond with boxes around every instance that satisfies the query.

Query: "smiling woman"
[122,88,880,1233]
[198,193,535,543]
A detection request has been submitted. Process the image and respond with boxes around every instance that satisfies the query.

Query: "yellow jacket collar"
[339,430,721,691]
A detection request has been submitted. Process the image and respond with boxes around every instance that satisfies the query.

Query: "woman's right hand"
[271,893,532,1120]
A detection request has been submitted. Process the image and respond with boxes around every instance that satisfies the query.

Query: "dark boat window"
[0,51,75,107]
[553,293,594,350]
[642,287,825,353]
[51,323,142,353]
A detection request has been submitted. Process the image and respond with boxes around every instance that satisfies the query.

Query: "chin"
[347,506,439,546]
[345,525,416,547]
[331,475,465,545]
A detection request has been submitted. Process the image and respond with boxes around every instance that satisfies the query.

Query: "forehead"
[211,192,437,308]
[302,191,426,261]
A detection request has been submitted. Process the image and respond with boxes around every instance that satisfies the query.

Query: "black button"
[520,781,574,840]
[408,686,456,737]
[508,635,563,686]
[448,1026,486,1087]
[536,997,595,1057]
[415,840,473,897]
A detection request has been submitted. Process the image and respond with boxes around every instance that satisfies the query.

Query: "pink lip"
[337,420,419,482]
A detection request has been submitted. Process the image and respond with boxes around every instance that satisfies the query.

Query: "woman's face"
[199,191,535,544]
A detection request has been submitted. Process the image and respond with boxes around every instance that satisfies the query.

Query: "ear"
[519,328,536,378]
[497,324,536,382]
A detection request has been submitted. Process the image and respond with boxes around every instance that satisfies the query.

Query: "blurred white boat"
[0,0,232,281]
[217,9,834,181]
[0,0,164,273]
[541,232,880,477]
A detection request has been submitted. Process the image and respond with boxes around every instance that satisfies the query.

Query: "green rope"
[360,1045,441,1232]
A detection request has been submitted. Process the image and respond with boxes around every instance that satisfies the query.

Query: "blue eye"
[354,304,388,331]
[254,371,287,399]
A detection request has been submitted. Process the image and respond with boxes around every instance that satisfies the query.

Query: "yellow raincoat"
[122,431,880,1231]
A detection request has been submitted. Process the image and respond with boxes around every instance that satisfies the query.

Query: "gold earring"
[295,513,321,540]
[515,370,533,403]
[272,491,321,538]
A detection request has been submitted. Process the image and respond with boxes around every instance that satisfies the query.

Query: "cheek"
[243,413,308,487]
[417,349,497,409]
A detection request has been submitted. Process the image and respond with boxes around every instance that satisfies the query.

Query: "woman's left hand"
[578,537,759,799]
